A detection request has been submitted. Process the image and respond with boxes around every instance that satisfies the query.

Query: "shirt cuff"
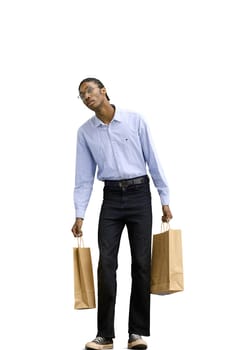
[75,208,86,219]
[160,193,170,206]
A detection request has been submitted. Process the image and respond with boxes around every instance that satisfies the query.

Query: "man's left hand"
[162,205,173,223]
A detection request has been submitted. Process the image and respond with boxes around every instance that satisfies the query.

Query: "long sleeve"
[73,128,96,218]
[139,117,170,205]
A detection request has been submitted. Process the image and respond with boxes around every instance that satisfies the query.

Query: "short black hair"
[79,77,110,101]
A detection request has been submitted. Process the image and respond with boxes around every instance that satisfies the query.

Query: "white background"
[0,0,232,349]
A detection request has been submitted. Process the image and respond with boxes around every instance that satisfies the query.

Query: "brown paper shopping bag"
[151,224,184,295]
[73,238,96,309]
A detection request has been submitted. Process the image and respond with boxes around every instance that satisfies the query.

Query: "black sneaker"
[128,334,147,349]
[85,336,113,350]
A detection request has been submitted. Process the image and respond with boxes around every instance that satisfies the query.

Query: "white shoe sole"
[85,341,113,350]
[128,338,147,349]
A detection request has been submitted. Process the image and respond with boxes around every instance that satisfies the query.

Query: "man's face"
[79,81,106,110]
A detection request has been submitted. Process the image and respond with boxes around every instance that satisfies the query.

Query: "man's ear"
[101,87,107,96]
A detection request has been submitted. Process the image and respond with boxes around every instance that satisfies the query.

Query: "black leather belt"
[105,175,148,189]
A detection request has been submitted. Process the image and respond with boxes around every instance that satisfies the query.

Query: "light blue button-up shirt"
[74,107,170,218]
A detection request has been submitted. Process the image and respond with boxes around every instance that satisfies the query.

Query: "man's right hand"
[71,218,83,237]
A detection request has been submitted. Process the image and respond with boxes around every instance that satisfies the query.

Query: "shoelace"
[93,337,107,344]
[129,334,142,341]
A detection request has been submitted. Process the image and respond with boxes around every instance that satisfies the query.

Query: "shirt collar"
[93,106,123,127]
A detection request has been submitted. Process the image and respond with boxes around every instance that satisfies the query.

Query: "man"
[71,77,173,350]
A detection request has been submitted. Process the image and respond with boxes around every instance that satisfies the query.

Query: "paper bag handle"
[76,236,84,248]
[161,222,170,232]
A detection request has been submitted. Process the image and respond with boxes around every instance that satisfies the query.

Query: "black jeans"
[96,178,152,338]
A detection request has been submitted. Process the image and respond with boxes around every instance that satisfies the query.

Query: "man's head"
[78,77,110,110]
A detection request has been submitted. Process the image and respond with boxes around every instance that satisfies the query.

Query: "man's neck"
[96,104,115,125]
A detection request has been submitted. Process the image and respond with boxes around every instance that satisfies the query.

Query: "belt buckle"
[119,180,128,190]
